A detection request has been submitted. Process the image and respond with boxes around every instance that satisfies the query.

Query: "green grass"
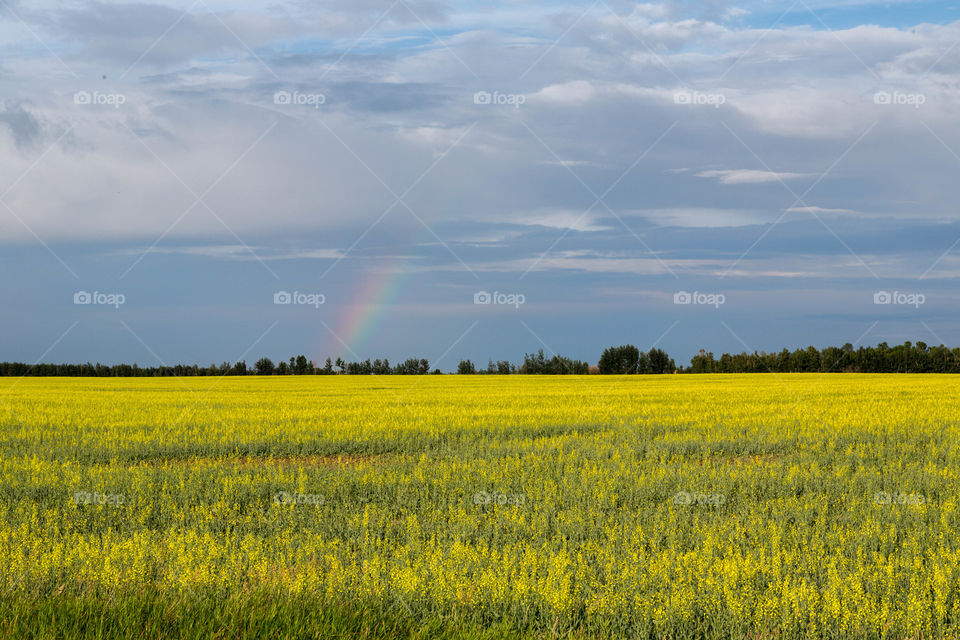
[0,589,588,640]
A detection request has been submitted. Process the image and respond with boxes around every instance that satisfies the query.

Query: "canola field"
[1,374,959,639]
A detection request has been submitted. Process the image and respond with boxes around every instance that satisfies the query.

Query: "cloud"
[787,206,859,215]
[0,0,957,257]
[111,245,347,260]
[539,159,595,168]
[0,102,41,149]
[694,169,815,185]
[636,207,776,228]
[498,210,613,232]
[723,7,751,20]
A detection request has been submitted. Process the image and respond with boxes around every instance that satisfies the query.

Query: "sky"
[0,0,959,370]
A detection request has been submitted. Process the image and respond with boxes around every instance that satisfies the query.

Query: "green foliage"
[598,345,640,374]
[520,349,589,374]
[687,340,957,373]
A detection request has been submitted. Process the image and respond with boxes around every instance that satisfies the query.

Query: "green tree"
[254,358,274,375]
[294,355,310,375]
[598,345,640,374]
[648,348,675,374]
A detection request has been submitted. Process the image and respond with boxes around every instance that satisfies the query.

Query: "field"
[1,374,958,639]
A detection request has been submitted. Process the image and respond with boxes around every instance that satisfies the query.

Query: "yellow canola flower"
[0,373,958,637]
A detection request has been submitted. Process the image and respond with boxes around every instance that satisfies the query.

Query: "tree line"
[686,341,960,373]
[457,350,590,375]
[0,341,957,376]
[0,356,435,377]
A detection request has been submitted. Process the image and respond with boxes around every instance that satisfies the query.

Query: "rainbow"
[324,257,410,362]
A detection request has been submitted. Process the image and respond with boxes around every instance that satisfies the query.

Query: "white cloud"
[498,210,613,232]
[0,0,957,251]
[723,7,751,20]
[637,207,777,227]
[539,159,595,168]
[533,80,597,105]
[787,206,859,215]
[111,245,347,260]
[694,169,815,185]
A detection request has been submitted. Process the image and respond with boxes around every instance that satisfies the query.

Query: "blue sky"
[1,0,959,370]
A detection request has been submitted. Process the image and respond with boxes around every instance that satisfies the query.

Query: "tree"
[520,350,588,374]
[689,349,716,373]
[457,359,476,374]
[521,350,548,374]
[598,345,640,374]
[648,348,675,374]
[393,358,425,375]
[254,357,274,375]
[294,354,311,375]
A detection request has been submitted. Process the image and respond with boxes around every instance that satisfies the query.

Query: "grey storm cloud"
[0,103,41,149]
[0,0,958,261]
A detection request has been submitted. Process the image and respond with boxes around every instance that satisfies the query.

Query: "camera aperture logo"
[274,90,326,109]
[73,491,125,506]
[873,291,924,308]
[674,91,726,108]
[74,291,125,308]
[873,491,924,506]
[674,291,725,308]
[473,490,525,506]
[673,491,725,506]
[474,291,525,308]
[473,90,526,108]
[873,91,925,108]
[274,290,325,308]
[74,91,126,108]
